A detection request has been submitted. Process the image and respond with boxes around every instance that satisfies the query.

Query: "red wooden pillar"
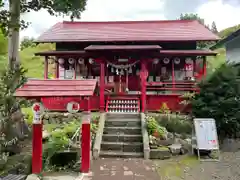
[203,57,207,77]
[100,62,105,112]
[32,102,43,174]
[44,56,48,79]
[140,61,148,113]
[171,59,175,90]
[81,97,91,173]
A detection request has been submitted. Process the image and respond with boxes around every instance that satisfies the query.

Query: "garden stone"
[150,147,171,159]
[26,174,41,180]
[157,139,174,146]
[168,143,182,155]
[43,130,50,139]
[167,132,174,139]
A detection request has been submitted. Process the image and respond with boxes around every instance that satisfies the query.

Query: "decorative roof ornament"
[58,58,65,65]
[78,58,84,64]
[89,58,94,64]
[174,57,181,64]
[163,58,170,64]
[68,58,75,65]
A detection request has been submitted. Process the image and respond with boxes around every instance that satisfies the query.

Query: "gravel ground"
[155,151,240,180]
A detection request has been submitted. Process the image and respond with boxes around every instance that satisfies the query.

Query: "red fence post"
[81,97,91,173]
[100,62,105,112]
[140,61,148,113]
[32,103,43,174]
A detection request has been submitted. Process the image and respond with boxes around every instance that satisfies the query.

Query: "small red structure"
[15,79,97,173]
[33,20,218,113]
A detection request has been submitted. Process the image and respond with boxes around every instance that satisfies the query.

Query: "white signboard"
[65,70,74,79]
[59,66,65,79]
[32,103,44,124]
[193,118,219,150]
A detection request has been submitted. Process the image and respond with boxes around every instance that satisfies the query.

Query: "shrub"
[156,114,192,135]
[146,116,167,139]
[192,64,240,138]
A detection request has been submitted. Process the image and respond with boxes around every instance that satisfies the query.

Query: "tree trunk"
[8,0,20,69]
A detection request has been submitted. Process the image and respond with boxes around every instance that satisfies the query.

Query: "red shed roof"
[37,20,220,43]
[15,79,97,97]
[84,45,162,51]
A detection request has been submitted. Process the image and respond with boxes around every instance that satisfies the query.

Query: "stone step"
[102,134,142,142]
[100,150,144,158]
[101,141,143,152]
[105,119,141,127]
[103,127,141,135]
[106,113,140,119]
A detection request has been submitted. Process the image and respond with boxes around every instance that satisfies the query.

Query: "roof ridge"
[62,19,197,24]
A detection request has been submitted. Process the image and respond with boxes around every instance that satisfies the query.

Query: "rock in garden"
[168,143,182,155]
[150,147,171,159]
[26,174,41,180]
[42,130,50,139]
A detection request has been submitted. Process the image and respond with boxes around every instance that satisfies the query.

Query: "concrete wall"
[226,35,240,64]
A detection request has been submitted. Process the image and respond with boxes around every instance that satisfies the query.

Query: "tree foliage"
[218,24,240,39]
[211,21,218,34]
[192,64,240,138]
[20,37,36,50]
[0,0,87,33]
[179,13,217,48]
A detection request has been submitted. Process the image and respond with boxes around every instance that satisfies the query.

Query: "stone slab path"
[83,158,160,180]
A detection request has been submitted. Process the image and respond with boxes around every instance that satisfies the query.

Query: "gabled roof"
[15,79,97,97]
[211,28,240,50]
[36,20,220,43]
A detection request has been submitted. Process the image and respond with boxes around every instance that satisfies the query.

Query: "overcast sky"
[20,0,240,39]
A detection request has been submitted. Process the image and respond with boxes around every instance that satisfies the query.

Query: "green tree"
[211,21,218,34]
[0,0,87,69]
[20,37,36,50]
[192,64,240,138]
[179,13,205,25]
[0,29,7,55]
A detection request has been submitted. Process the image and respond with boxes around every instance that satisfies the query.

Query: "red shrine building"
[16,20,219,113]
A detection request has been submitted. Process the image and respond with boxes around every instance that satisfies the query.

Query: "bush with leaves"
[0,66,29,154]
[192,64,240,138]
[146,116,167,139]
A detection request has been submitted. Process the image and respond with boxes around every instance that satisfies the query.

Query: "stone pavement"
[83,158,160,180]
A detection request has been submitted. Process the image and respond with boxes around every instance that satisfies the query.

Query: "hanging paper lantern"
[116,69,119,75]
[58,58,65,65]
[128,67,132,73]
[163,58,170,64]
[78,58,84,64]
[89,58,94,64]
[185,57,193,64]
[111,67,114,73]
[120,69,124,75]
[68,58,75,65]
[174,57,181,65]
[153,58,159,64]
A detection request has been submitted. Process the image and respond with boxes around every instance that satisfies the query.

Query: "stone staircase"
[99,113,144,158]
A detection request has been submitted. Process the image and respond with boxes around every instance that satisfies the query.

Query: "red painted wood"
[172,60,175,89]
[100,62,105,112]
[15,79,97,97]
[147,87,199,91]
[159,50,217,56]
[81,123,91,172]
[140,61,147,112]
[84,45,162,51]
[146,95,182,112]
[41,96,100,111]
[32,124,42,174]
[81,98,91,173]
[16,91,94,97]
[203,57,207,77]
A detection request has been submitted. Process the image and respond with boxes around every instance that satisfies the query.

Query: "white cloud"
[20,0,240,39]
[197,0,240,31]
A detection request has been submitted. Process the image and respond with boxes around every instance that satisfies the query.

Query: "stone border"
[92,113,106,159]
[141,113,150,159]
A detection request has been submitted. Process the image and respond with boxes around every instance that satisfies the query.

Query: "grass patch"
[155,155,199,178]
